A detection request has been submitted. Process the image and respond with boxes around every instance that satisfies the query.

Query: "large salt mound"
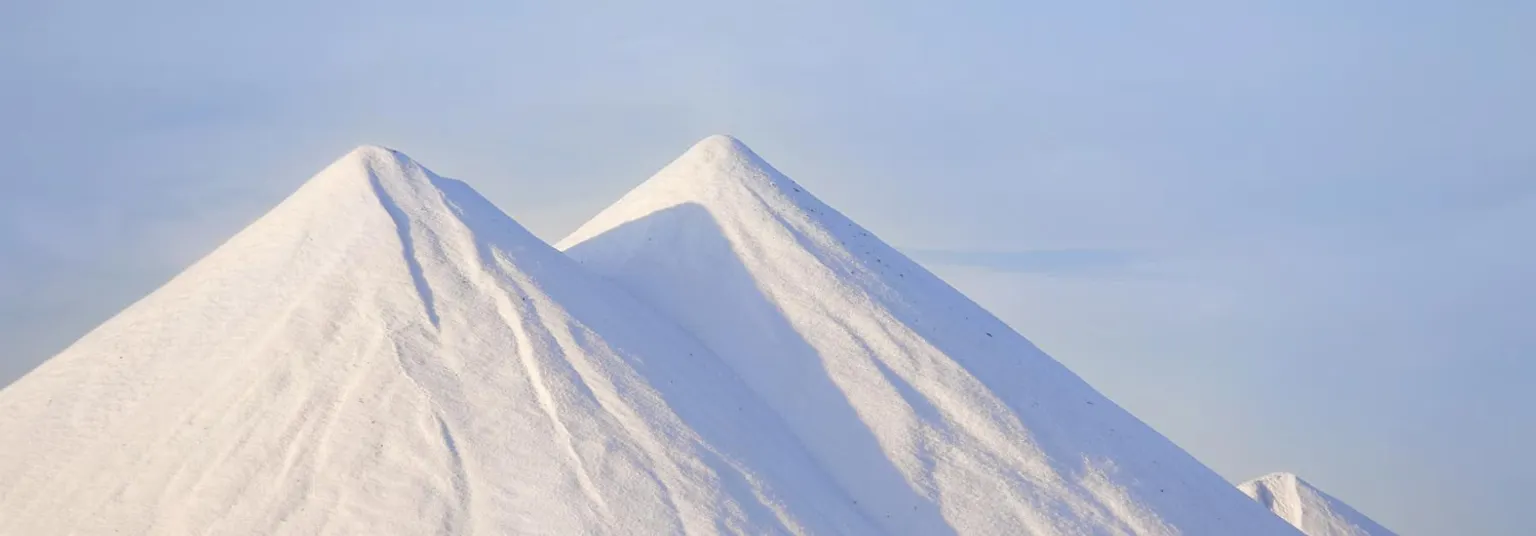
[0,146,874,535]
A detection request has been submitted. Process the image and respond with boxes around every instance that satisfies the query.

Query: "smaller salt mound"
[561,135,1302,536]
[1239,473,1398,536]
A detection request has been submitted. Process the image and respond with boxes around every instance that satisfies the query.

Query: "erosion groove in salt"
[1,137,1305,535]
[1239,473,1398,536]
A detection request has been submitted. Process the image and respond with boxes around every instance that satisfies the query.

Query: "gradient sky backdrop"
[3,1,1532,534]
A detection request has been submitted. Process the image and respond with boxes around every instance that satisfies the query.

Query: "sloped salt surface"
[1240,473,1398,536]
[0,146,875,535]
[561,135,1301,536]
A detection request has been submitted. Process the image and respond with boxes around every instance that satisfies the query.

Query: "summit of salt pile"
[0,147,877,535]
[1240,473,1398,536]
[561,135,1303,536]
[690,133,749,153]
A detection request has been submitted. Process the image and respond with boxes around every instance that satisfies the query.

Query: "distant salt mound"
[560,135,1300,535]
[1240,472,1398,536]
[0,146,873,535]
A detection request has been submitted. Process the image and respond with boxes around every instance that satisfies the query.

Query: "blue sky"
[3,1,1532,533]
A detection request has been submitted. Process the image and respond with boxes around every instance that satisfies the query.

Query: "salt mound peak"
[658,134,761,180]
[316,144,420,189]
[667,134,798,190]
[556,135,816,251]
[1250,471,1305,488]
[290,144,470,219]
[343,143,404,161]
[687,133,751,155]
